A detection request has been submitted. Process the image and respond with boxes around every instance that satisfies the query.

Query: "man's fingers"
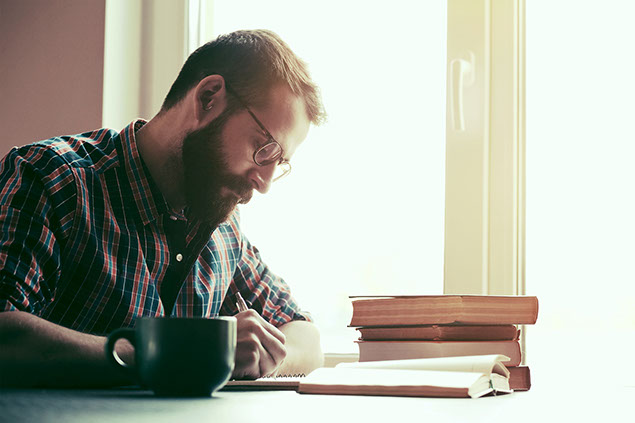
[257,343,281,377]
[249,310,286,344]
[233,310,287,379]
[233,338,261,378]
[234,332,285,378]
[239,311,286,362]
[237,310,286,344]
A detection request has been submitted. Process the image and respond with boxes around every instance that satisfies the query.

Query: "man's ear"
[192,74,228,125]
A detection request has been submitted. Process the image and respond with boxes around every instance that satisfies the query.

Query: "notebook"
[222,374,305,391]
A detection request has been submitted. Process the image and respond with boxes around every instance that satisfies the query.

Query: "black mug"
[105,317,237,396]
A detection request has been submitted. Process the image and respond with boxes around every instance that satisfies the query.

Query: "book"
[349,295,539,327]
[223,359,530,395]
[297,354,512,398]
[357,324,519,341]
[357,340,522,366]
[507,366,531,391]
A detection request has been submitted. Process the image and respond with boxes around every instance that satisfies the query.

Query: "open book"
[298,354,512,398]
[225,355,512,398]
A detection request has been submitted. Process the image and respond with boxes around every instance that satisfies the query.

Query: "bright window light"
[527,0,635,331]
[212,0,447,352]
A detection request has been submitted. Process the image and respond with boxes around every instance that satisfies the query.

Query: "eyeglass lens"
[254,142,282,166]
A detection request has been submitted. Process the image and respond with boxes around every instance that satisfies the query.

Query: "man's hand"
[232,309,287,379]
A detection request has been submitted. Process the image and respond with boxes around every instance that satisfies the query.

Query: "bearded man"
[0,29,326,387]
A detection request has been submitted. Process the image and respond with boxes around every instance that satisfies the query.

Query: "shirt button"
[176,253,183,262]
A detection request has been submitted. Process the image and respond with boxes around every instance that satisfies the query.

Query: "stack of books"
[349,295,539,391]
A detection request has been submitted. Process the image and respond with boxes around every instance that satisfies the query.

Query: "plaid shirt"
[0,120,310,335]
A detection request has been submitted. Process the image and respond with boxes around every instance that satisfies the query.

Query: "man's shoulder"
[9,127,121,175]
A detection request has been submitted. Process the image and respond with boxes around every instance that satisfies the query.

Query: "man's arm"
[0,311,135,388]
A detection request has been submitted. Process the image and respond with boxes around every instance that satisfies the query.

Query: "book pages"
[299,367,511,398]
[337,354,511,377]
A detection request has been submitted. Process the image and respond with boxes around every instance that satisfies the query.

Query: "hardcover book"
[356,339,522,366]
[356,324,519,341]
[349,295,539,327]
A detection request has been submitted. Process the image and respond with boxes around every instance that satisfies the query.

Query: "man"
[0,29,326,387]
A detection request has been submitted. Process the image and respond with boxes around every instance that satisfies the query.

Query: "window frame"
[444,0,526,297]
[102,0,190,129]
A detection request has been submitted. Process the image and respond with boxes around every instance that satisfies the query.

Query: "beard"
[181,109,254,226]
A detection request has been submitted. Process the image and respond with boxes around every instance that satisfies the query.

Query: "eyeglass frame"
[224,83,292,182]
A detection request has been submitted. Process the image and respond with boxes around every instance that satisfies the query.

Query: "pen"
[235,291,249,313]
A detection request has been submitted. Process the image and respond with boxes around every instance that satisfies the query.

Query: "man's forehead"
[253,86,310,157]
[259,85,308,123]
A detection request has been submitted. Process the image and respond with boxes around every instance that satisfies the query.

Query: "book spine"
[357,325,519,341]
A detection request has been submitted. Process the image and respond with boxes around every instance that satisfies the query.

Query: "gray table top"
[1,379,633,423]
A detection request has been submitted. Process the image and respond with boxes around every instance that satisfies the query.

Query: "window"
[210,0,448,352]
[526,0,635,345]
[106,0,525,353]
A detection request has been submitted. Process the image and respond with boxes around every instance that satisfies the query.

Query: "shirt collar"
[117,119,171,225]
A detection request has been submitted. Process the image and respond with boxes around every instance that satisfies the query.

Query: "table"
[1,379,632,423]
[2,328,633,423]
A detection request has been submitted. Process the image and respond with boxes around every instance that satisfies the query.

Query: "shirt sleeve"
[0,147,64,314]
[220,214,313,326]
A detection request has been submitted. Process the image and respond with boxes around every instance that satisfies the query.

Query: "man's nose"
[248,164,275,194]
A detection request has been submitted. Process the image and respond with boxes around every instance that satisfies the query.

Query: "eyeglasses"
[225,84,291,182]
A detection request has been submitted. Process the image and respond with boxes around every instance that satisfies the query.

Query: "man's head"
[161,30,326,225]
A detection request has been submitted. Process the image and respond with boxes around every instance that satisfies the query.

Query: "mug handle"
[105,328,136,378]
